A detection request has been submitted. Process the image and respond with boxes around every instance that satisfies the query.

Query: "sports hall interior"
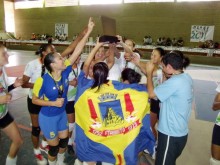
[0,0,220,165]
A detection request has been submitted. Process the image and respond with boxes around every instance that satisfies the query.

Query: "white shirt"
[105,58,121,81]
[23,58,42,99]
[67,63,82,101]
[0,68,9,119]
[153,69,163,88]
[116,52,141,73]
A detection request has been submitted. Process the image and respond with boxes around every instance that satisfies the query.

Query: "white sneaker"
[35,153,47,165]
[39,144,49,154]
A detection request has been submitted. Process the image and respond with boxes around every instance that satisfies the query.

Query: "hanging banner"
[55,23,68,37]
[190,25,214,42]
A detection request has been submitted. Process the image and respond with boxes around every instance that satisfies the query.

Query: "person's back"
[74,41,155,165]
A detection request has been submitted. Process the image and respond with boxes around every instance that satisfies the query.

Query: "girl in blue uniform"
[32,18,94,165]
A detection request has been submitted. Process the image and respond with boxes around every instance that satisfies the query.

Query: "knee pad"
[31,126,41,137]
[48,145,59,157]
[59,137,69,148]
[210,157,220,165]
[69,123,75,132]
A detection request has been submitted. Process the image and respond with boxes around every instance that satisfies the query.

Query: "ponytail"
[91,62,109,91]
[35,44,52,57]
[162,50,190,70]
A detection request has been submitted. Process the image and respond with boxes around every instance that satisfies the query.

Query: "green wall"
[0,0,5,31]
[14,2,220,47]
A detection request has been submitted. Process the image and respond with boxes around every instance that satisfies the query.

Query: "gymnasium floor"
[0,49,220,165]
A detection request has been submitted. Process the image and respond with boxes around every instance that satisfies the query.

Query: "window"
[45,0,79,7]
[79,0,122,5]
[4,1,15,32]
[124,0,174,3]
[14,0,43,9]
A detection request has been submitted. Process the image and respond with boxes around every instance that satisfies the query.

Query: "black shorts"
[27,97,41,114]
[212,124,220,146]
[0,112,14,129]
[65,101,75,114]
[150,99,160,117]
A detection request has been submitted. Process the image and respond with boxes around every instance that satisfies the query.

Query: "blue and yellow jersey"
[74,71,155,165]
[33,60,72,116]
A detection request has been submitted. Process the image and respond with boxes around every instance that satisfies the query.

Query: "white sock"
[68,137,73,146]
[34,148,41,155]
[6,155,17,165]
[48,160,57,165]
[41,139,48,147]
[71,128,75,145]
[57,153,65,164]
[210,157,220,165]
[68,123,75,145]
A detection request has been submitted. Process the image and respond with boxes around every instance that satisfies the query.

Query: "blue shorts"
[39,111,68,140]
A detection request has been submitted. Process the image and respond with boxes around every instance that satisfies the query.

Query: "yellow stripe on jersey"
[33,77,43,98]
[33,77,50,100]
[64,59,71,67]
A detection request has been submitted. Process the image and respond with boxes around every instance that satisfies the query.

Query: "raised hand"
[124,52,132,61]
[87,17,95,33]
[146,61,155,75]
[131,54,140,66]
[116,35,123,44]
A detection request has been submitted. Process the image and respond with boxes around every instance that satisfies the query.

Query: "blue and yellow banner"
[75,81,155,165]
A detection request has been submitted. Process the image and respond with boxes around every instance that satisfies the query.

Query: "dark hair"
[154,47,166,57]
[35,44,52,57]
[170,50,190,68]
[162,51,190,70]
[44,52,55,73]
[91,62,109,91]
[121,68,141,84]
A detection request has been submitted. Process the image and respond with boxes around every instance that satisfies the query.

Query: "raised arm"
[61,25,88,57]
[105,44,115,70]
[131,55,146,75]
[83,42,105,76]
[68,17,95,65]
[113,44,121,59]
[146,61,157,99]
[117,35,133,55]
